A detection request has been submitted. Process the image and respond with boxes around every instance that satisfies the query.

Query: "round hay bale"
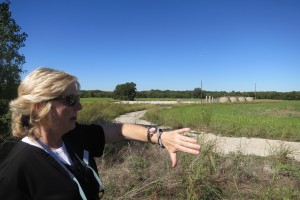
[238,97,246,102]
[229,97,238,102]
[246,97,254,102]
[219,97,229,103]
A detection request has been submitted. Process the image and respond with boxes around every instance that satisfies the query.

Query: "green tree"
[0,1,27,100]
[0,1,27,160]
[113,82,136,101]
[192,87,204,99]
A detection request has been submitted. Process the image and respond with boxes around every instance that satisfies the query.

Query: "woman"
[0,68,200,199]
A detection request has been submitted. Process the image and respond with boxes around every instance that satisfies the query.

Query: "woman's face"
[48,83,82,135]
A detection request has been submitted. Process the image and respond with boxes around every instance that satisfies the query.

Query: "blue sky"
[7,0,300,92]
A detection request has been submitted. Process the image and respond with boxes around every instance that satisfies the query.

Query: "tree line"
[81,88,300,100]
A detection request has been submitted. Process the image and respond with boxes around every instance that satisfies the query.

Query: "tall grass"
[95,138,300,199]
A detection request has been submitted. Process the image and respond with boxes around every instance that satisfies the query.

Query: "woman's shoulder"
[2,141,32,159]
[63,123,105,157]
[0,141,38,174]
[73,123,103,132]
[64,123,104,140]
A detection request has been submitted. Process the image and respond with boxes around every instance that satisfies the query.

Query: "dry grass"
[96,138,300,199]
[97,141,180,199]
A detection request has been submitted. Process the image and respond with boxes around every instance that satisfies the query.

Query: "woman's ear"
[33,102,42,111]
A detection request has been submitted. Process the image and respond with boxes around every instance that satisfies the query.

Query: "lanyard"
[75,150,105,192]
[36,139,104,200]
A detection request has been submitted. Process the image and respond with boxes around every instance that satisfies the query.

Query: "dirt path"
[114,110,300,162]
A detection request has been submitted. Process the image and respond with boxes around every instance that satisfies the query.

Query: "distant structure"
[205,96,214,103]
[219,96,254,103]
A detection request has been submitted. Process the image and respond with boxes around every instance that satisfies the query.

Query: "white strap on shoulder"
[35,139,87,200]
[83,150,89,165]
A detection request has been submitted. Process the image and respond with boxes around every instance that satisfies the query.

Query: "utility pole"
[201,80,203,103]
[255,83,257,100]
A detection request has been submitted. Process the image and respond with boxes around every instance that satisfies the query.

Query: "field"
[144,100,300,142]
[77,99,300,199]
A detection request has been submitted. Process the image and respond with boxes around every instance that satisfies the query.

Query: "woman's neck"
[34,128,63,149]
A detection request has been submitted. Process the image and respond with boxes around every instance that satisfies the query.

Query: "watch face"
[148,127,157,134]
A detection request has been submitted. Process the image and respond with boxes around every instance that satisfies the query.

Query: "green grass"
[144,100,300,141]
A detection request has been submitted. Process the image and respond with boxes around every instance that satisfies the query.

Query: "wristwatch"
[157,129,165,148]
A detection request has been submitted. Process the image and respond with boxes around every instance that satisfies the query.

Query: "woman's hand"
[161,128,200,168]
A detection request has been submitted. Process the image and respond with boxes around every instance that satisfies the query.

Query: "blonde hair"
[9,67,80,137]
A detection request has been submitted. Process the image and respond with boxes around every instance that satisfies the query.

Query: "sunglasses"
[49,94,80,106]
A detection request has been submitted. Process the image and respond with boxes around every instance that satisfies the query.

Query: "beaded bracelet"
[157,129,165,148]
[147,127,157,144]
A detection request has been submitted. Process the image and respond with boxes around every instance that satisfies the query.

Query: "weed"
[201,108,213,127]
[268,143,295,164]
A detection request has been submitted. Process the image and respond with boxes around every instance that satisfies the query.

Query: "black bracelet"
[157,129,165,148]
[147,127,157,144]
